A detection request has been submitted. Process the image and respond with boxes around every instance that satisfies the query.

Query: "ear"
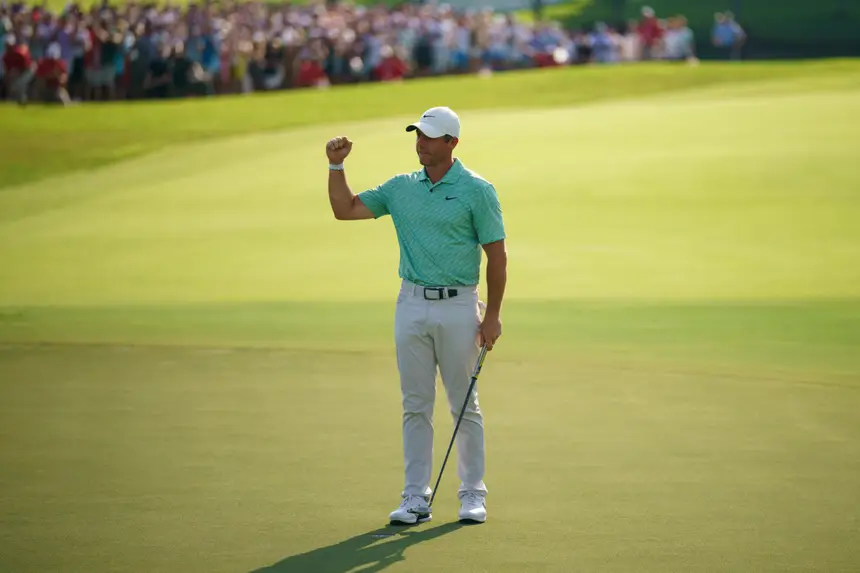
[449,137,459,149]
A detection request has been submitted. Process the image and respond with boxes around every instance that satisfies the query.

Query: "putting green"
[1,64,859,572]
[2,84,858,306]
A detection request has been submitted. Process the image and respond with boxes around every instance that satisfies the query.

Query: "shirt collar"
[418,158,464,184]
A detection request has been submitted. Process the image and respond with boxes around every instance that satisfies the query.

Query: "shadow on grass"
[250,522,468,573]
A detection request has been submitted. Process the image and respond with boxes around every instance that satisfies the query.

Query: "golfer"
[325,106,507,524]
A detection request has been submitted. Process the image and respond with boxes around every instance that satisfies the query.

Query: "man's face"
[415,129,457,166]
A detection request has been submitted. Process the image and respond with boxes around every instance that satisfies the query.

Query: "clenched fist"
[326,136,353,164]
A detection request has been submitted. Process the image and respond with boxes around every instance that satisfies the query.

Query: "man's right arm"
[326,136,389,221]
[328,168,376,221]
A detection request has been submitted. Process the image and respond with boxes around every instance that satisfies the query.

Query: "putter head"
[407,504,432,518]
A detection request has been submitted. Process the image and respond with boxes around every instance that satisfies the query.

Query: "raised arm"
[326,136,376,221]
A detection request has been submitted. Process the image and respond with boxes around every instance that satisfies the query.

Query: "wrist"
[328,162,344,170]
[484,307,501,319]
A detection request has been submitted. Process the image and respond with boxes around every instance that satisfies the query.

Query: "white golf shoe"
[388,495,432,525]
[458,492,487,523]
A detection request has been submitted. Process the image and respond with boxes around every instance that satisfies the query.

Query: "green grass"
[513,0,596,23]
[514,0,594,23]
[2,61,860,572]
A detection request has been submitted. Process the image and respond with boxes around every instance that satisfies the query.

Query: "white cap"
[405,106,461,139]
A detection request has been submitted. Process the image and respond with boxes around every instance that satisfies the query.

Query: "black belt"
[422,287,459,300]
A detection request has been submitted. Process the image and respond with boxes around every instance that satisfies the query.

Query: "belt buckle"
[423,287,444,300]
[422,287,458,300]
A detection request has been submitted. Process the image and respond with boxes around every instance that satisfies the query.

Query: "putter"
[408,344,489,519]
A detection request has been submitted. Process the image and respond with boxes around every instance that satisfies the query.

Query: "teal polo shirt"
[357,158,506,287]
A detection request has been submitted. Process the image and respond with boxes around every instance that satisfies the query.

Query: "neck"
[425,158,455,184]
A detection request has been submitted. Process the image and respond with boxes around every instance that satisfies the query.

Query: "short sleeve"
[472,183,506,245]
[357,175,400,219]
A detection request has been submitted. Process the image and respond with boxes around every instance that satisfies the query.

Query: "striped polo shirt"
[357,158,506,287]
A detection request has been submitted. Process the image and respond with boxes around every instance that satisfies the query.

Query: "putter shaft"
[413,344,488,516]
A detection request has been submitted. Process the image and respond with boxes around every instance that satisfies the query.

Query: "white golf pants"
[394,279,488,499]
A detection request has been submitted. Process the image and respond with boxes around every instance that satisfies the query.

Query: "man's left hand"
[479,312,502,351]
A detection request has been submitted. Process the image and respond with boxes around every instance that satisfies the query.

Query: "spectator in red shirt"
[637,6,664,60]
[373,45,409,82]
[3,34,36,103]
[293,52,329,89]
[35,42,70,104]
[84,20,118,101]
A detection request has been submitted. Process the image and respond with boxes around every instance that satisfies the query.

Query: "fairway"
[2,63,860,572]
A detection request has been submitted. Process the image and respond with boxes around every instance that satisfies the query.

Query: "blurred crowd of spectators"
[1,0,745,105]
